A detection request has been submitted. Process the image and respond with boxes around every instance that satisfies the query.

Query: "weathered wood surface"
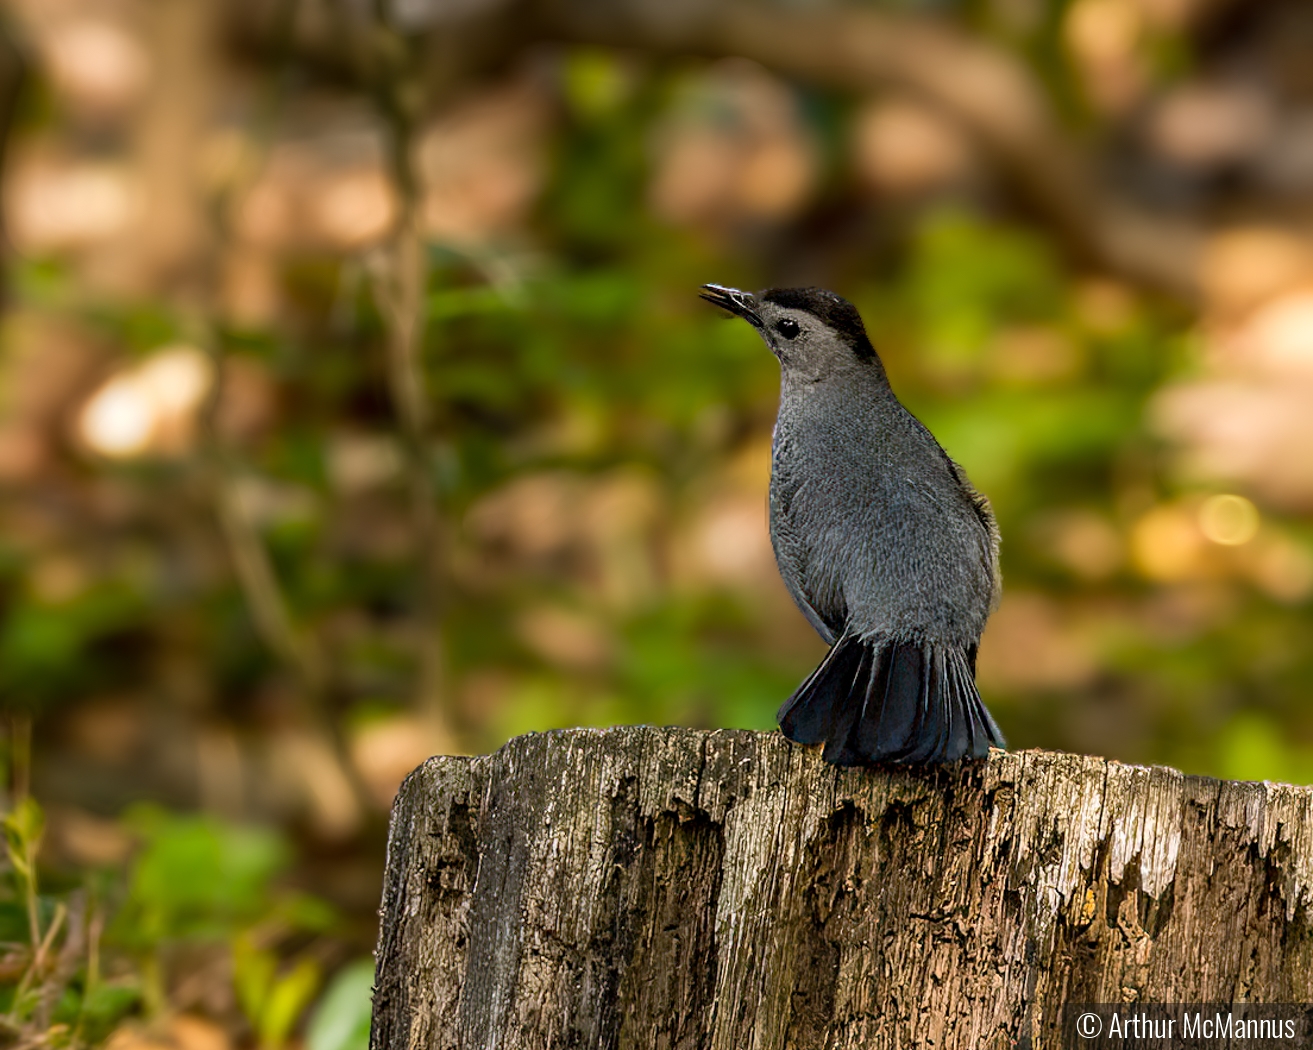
[370,727,1313,1049]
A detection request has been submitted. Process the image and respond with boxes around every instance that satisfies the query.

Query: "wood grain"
[371,728,1313,1049]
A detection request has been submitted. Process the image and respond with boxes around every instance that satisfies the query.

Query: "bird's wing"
[905,413,1002,611]
[769,492,841,645]
[788,577,839,646]
[940,454,1002,612]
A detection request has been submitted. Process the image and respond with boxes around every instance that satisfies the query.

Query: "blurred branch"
[364,7,454,740]
[532,0,1202,299]
[198,0,327,696]
[34,891,83,1034]
[212,457,328,694]
[0,16,29,307]
[192,0,376,829]
[196,330,372,833]
[5,714,31,805]
[234,0,1202,300]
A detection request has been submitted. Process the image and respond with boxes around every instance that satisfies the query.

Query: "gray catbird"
[700,283,1005,765]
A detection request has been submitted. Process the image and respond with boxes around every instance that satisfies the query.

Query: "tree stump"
[370,727,1313,1049]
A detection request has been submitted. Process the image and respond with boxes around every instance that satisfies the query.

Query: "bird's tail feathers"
[777,634,1003,765]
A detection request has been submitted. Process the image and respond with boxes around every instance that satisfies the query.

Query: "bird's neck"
[779,360,893,399]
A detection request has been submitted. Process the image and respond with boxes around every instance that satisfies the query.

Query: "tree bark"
[370,727,1313,1049]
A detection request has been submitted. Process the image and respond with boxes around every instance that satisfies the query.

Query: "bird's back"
[769,376,997,648]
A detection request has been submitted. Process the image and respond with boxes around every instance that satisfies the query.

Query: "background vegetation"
[3,0,1313,1045]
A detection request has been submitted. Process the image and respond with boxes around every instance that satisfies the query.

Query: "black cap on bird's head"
[700,284,880,374]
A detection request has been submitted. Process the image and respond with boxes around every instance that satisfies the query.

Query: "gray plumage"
[701,283,1005,765]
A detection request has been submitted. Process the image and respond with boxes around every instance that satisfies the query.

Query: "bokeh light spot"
[1131,504,1204,580]
[1199,494,1259,546]
[78,345,213,458]
[79,376,153,456]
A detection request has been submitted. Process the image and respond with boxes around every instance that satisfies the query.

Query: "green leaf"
[69,981,142,1044]
[259,957,321,1050]
[233,935,276,1029]
[306,959,375,1050]
[116,807,289,946]
[0,900,31,943]
[4,796,44,877]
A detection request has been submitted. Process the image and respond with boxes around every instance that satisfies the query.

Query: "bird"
[700,283,1005,765]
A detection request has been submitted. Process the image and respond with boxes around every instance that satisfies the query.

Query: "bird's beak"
[699,284,763,328]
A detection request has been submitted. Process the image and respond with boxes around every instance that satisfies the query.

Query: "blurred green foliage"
[305,959,373,1050]
[1,787,340,1047]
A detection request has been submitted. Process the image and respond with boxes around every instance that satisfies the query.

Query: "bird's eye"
[775,318,801,340]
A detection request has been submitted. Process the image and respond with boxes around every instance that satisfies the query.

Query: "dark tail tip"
[777,635,1004,766]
